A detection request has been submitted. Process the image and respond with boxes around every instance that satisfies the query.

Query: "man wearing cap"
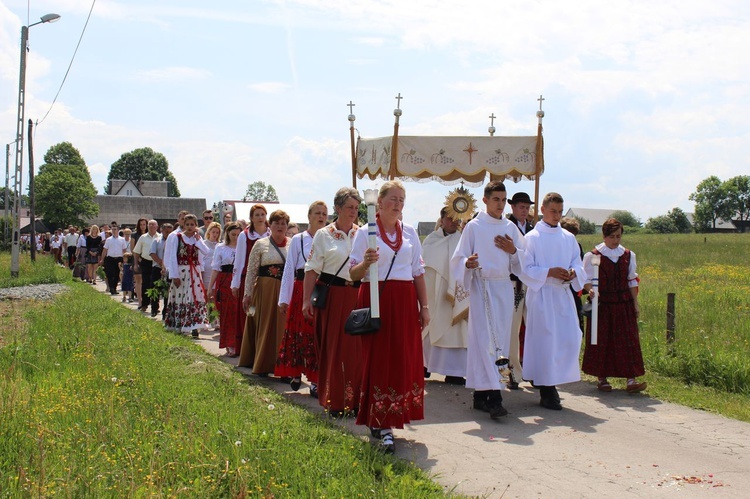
[506,191,535,388]
[422,207,469,386]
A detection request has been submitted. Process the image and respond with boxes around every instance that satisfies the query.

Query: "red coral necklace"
[376,213,402,252]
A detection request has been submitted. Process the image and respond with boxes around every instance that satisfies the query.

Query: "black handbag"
[310,283,329,309]
[344,308,381,335]
[344,252,397,336]
[311,258,349,309]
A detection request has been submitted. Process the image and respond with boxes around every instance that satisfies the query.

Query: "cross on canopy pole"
[348,100,357,188]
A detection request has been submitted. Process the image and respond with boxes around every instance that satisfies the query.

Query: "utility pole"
[27,119,36,261]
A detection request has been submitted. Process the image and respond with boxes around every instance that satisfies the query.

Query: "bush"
[574,217,597,235]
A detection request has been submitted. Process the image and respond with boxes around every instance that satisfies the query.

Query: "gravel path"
[0,283,69,301]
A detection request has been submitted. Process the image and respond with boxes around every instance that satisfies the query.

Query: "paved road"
[99,281,750,498]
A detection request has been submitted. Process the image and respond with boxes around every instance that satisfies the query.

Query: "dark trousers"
[151,265,166,314]
[140,259,154,309]
[104,256,122,294]
[68,246,77,269]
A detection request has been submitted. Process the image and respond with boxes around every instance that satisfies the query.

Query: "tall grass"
[0,280,444,496]
[578,233,750,396]
[0,252,70,288]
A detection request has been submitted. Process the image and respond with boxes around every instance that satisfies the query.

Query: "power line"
[36,0,97,126]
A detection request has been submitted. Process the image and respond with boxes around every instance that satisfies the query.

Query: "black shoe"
[370,427,381,438]
[540,397,563,410]
[487,391,507,419]
[424,367,431,379]
[191,330,199,338]
[150,310,158,317]
[489,402,509,419]
[378,431,395,454]
[309,384,318,398]
[507,380,520,390]
[444,376,466,386]
[290,378,301,391]
[472,398,490,412]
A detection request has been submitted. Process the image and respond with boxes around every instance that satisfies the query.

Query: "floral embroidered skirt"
[275,279,318,382]
[355,280,424,429]
[164,264,209,332]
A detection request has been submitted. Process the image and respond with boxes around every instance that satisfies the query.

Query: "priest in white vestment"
[451,182,524,419]
[422,208,469,384]
[522,192,586,410]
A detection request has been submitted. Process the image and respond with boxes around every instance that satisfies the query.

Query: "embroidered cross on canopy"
[355,134,544,187]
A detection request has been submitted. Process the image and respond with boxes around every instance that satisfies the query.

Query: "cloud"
[352,37,385,47]
[247,81,292,93]
[134,66,212,83]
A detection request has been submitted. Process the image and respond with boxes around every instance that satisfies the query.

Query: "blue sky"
[2,0,748,226]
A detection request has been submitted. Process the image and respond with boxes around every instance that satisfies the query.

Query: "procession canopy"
[356,134,544,186]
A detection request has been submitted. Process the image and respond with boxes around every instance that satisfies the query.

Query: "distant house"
[86,180,207,229]
[564,208,622,232]
[684,213,738,233]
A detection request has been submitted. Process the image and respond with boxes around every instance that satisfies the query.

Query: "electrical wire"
[35,0,97,127]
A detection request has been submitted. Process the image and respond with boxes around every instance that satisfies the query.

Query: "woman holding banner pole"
[349,180,429,454]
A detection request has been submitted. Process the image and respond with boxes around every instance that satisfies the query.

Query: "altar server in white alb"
[522,192,586,410]
[450,181,524,419]
[422,207,469,386]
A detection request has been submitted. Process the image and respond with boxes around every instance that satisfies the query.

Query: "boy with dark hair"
[451,181,524,419]
[522,192,586,410]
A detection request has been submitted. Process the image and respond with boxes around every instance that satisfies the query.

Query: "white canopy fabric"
[356,134,544,186]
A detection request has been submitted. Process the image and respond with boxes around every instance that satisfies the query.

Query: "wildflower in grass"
[235,440,242,446]
[268,404,275,410]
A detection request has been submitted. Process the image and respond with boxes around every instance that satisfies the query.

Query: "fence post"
[666,293,675,343]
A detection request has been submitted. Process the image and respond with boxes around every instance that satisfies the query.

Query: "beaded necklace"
[376,213,403,252]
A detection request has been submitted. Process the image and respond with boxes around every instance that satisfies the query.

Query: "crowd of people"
[46,182,646,454]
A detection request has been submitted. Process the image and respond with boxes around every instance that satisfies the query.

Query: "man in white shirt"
[100,222,128,295]
[133,220,159,313]
[63,226,79,269]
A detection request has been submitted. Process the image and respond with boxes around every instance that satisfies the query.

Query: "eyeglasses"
[204,216,213,220]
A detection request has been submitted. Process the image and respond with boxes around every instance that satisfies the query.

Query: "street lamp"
[9,13,60,277]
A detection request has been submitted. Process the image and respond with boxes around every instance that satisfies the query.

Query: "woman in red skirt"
[208,222,241,356]
[302,188,363,415]
[349,180,430,454]
[582,218,646,393]
[275,201,328,392]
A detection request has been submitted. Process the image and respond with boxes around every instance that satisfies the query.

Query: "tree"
[725,175,750,221]
[666,207,693,233]
[689,176,733,231]
[35,143,99,227]
[44,141,86,167]
[574,216,596,235]
[645,215,677,234]
[242,181,279,202]
[608,210,641,228]
[106,147,180,197]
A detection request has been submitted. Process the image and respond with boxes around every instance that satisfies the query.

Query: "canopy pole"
[348,101,357,188]
[534,95,545,222]
[390,93,403,180]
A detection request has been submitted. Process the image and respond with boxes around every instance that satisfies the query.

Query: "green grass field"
[0,255,444,497]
